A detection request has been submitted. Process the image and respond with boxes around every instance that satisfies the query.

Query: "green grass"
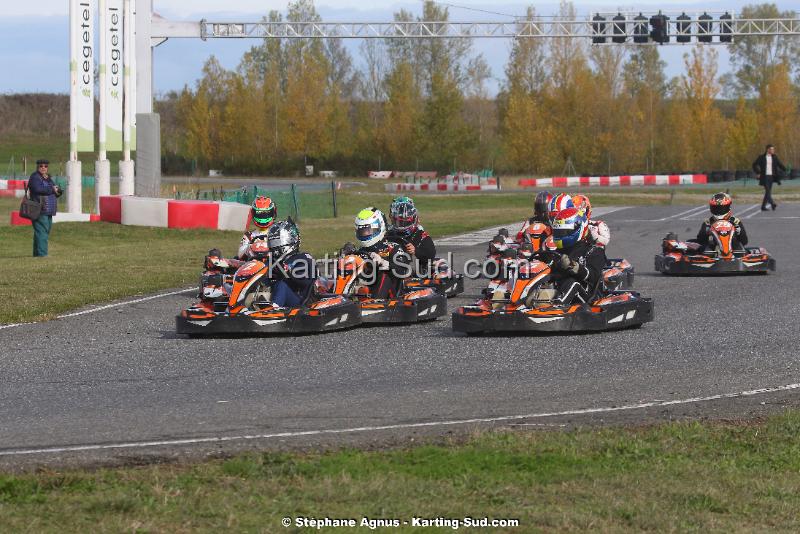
[3,413,800,531]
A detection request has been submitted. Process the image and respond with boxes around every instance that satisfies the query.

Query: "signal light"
[720,12,733,43]
[649,13,669,44]
[633,13,648,44]
[698,12,713,43]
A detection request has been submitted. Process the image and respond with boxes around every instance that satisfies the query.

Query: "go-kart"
[452,255,653,334]
[332,249,447,323]
[176,243,361,335]
[655,220,776,275]
[384,234,464,297]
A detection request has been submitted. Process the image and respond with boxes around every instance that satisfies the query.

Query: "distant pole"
[331,180,337,218]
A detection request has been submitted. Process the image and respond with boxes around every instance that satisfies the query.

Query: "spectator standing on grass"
[752,144,786,211]
[27,159,62,257]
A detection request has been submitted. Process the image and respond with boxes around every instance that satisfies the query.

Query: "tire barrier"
[518,174,707,188]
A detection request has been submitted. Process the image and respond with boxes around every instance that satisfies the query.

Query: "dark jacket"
[552,240,607,289]
[752,153,786,185]
[271,251,317,304]
[28,171,58,216]
[388,225,436,263]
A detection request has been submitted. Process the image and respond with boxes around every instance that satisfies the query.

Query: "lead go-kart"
[655,219,776,275]
[176,240,361,336]
[452,253,653,335]
[331,247,447,323]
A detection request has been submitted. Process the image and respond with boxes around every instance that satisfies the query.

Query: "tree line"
[7,1,793,178]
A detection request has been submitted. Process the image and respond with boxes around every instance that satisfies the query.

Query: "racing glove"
[369,251,390,270]
[558,254,580,274]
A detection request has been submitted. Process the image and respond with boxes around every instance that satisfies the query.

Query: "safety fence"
[173,183,338,221]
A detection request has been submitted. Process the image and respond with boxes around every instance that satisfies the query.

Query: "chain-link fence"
[174,184,338,221]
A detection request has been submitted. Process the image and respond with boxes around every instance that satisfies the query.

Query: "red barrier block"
[90,214,101,222]
[553,177,568,187]
[619,176,631,186]
[168,200,220,229]
[518,179,537,187]
[7,180,27,190]
[10,211,32,226]
[99,195,122,223]
[645,175,658,185]
[0,190,18,197]
[693,174,707,184]
[667,175,680,185]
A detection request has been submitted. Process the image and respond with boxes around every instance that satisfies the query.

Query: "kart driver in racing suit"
[550,207,608,305]
[387,196,436,264]
[266,219,317,308]
[693,192,748,251]
[355,207,412,299]
[516,191,553,242]
[572,194,610,247]
[237,196,278,259]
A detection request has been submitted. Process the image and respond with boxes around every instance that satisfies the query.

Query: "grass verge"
[2,413,800,531]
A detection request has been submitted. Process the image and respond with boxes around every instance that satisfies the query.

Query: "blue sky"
[0,0,760,96]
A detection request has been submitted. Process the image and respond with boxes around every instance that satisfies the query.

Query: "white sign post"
[119,0,135,195]
[68,0,94,214]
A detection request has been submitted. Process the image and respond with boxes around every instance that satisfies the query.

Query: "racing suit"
[588,219,611,247]
[268,251,317,307]
[388,225,436,263]
[360,240,412,299]
[551,241,608,305]
[237,229,270,260]
[694,216,748,251]
[516,214,550,243]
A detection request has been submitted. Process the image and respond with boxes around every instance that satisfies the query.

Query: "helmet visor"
[357,225,375,239]
[710,203,730,217]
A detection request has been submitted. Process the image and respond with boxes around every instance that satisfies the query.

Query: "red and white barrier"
[386,183,499,192]
[0,179,27,198]
[518,174,707,188]
[10,211,98,225]
[96,196,250,231]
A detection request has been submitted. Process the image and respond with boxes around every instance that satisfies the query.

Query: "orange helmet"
[251,196,277,229]
[572,194,591,220]
[709,192,732,219]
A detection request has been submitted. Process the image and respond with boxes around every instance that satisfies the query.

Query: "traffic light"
[676,12,690,43]
[649,13,669,44]
[633,13,648,43]
[698,12,713,43]
[592,14,607,44]
[719,12,733,43]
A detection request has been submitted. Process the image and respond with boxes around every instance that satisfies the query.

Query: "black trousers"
[761,176,775,208]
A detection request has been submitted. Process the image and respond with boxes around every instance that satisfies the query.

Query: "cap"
[36,159,49,165]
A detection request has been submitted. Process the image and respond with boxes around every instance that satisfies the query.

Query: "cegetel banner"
[105,0,123,151]
[71,0,95,152]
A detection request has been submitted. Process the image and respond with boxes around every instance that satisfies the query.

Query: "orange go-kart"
[332,251,447,323]
[452,256,653,334]
[176,242,361,336]
[655,219,776,275]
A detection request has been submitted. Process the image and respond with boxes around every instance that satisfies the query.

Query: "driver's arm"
[414,233,436,262]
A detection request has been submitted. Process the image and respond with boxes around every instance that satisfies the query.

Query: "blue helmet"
[389,196,418,235]
[551,207,588,249]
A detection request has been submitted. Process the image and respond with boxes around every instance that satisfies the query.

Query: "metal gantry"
[163,16,800,41]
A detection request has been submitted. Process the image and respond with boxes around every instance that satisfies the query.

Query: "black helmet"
[534,191,553,220]
[709,192,732,219]
[267,220,301,258]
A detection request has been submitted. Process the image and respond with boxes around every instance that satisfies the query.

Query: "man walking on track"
[752,144,786,211]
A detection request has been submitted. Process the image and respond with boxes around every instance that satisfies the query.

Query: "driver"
[516,190,553,242]
[550,207,607,305]
[387,196,436,264]
[266,219,317,308]
[237,196,278,259]
[355,207,411,299]
[694,192,748,251]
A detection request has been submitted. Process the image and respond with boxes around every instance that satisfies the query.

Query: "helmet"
[251,196,277,229]
[709,192,732,219]
[389,196,418,234]
[267,220,300,258]
[551,207,588,249]
[572,194,591,220]
[355,207,387,248]
[534,191,553,220]
[548,193,574,222]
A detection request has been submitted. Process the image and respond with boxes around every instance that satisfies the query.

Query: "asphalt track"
[2,204,800,469]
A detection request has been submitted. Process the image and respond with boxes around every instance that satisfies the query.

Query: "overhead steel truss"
[161,17,800,42]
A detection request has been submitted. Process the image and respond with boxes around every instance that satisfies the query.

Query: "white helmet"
[354,207,386,248]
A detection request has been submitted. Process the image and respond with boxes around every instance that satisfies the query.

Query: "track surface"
[2,204,800,468]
